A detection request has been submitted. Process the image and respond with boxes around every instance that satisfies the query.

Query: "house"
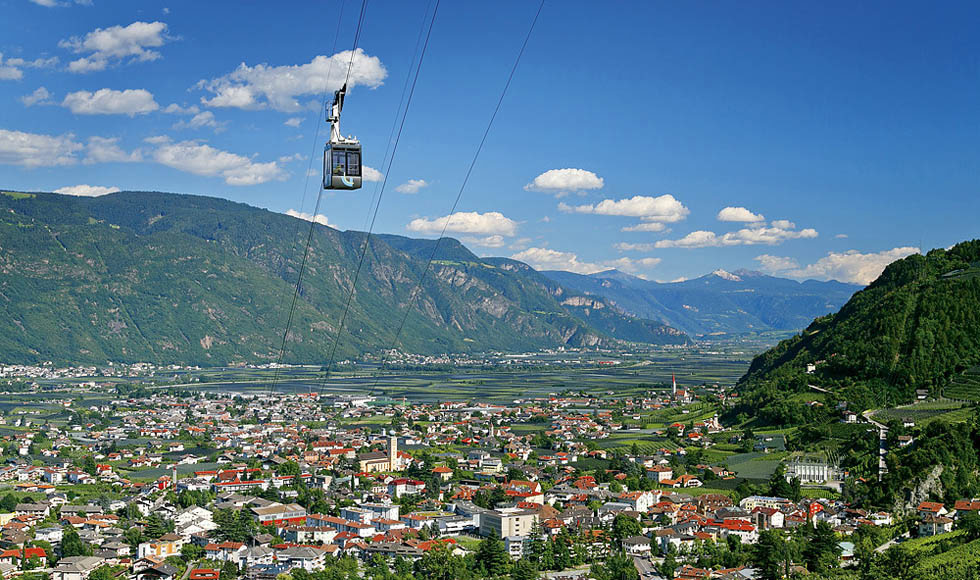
[623,535,651,555]
[917,502,948,519]
[919,515,954,537]
[138,534,183,559]
[479,508,538,538]
[52,556,105,580]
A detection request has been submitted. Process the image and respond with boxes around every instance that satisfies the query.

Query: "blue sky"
[1,0,978,284]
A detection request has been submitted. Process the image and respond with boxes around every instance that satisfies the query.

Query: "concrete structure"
[479,508,538,538]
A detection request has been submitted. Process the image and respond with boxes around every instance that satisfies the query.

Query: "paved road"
[876,531,909,553]
[863,410,888,481]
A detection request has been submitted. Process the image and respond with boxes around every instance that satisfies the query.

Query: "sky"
[1,0,978,285]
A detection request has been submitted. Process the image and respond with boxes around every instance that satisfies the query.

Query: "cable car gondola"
[323,83,362,190]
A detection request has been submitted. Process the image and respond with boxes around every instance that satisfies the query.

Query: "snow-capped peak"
[711,269,742,282]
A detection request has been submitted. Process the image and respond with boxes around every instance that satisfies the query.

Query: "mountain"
[542,268,861,337]
[0,190,688,365]
[732,240,980,424]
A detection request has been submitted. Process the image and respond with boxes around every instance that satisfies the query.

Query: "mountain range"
[543,268,861,337]
[0,190,688,365]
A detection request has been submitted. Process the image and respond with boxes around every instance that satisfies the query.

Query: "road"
[876,531,909,553]
[863,410,888,481]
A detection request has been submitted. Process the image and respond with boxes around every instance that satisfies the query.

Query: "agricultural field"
[945,365,980,402]
[873,400,976,426]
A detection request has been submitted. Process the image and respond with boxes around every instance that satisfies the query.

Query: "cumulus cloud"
[614,242,655,252]
[835,233,849,239]
[717,206,765,222]
[0,129,83,167]
[21,87,53,106]
[162,103,199,115]
[461,235,506,248]
[753,254,800,273]
[395,179,428,194]
[197,49,386,112]
[560,194,690,223]
[510,247,661,275]
[524,168,603,196]
[150,137,286,186]
[62,88,159,115]
[621,222,667,233]
[53,184,120,197]
[285,209,330,226]
[173,110,224,131]
[0,53,58,80]
[655,223,818,248]
[510,247,605,274]
[60,21,171,73]
[84,136,142,164]
[362,166,383,182]
[407,211,518,237]
[284,117,303,127]
[755,247,919,285]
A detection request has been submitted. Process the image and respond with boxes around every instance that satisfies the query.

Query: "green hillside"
[732,240,980,424]
[0,190,687,365]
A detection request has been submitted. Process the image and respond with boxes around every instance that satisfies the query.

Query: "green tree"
[611,513,642,543]
[802,520,841,572]
[590,552,638,580]
[510,559,538,580]
[475,534,511,577]
[752,530,786,580]
[61,527,92,558]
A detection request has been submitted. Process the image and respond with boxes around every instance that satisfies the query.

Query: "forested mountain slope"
[0,190,687,365]
[732,240,980,424]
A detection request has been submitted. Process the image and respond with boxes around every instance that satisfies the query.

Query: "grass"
[1,191,35,200]
[945,366,980,402]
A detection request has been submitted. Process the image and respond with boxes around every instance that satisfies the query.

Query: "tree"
[611,513,642,543]
[475,534,511,577]
[89,567,114,580]
[958,510,980,540]
[510,559,538,580]
[413,543,469,580]
[62,527,92,558]
[752,530,785,580]
[590,552,638,580]
[802,520,841,572]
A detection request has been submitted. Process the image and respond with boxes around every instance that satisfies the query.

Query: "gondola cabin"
[323,141,362,190]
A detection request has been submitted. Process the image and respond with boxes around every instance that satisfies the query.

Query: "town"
[0,368,964,580]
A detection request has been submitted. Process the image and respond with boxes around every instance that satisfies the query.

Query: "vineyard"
[945,366,980,402]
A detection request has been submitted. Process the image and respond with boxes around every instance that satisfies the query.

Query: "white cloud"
[29,0,91,6]
[62,88,159,115]
[362,166,383,182]
[0,53,57,80]
[21,87,53,106]
[53,184,120,197]
[524,168,603,195]
[278,153,304,163]
[0,129,83,167]
[462,235,506,248]
[510,247,605,274]
[173,110,224,131]
[284,117,303,127]
[197,49,387,112]
[753,254,800,273]
[770,219,795,230]
[655,223,818,248]
[756,247,919,285]
[285,209,330,226]
[162,103,199,114]
[614,242,655,252]
[560,194,690,223]
[84,136,143,164]
[510,247,661,275]
[150,137,286,186]
[621,222,667,233]
[717,206,765,222]
[60,21,171,73]
[407,211,518,237]
[395,179,428,194]
[835,233,848,239]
